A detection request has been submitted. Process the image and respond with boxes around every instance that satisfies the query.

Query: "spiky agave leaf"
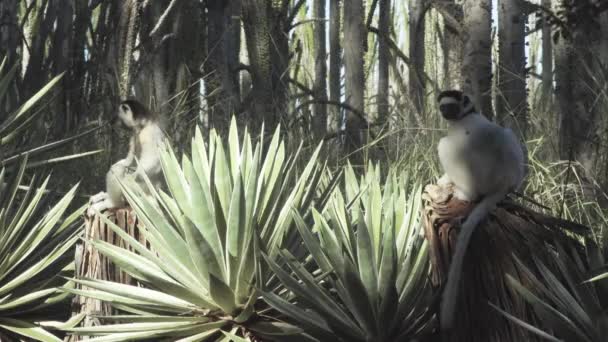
[262,164,433,342]
[0,158,82,341]
[496,240,608,342]
[68,118,328,341]
[0,56,101,167]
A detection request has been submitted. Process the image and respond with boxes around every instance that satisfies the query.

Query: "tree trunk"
[118,0,142,99]
[67,209,150,341]
[423,183,586,342]
[462,0,493,118]
[343,0,366,161]
[555,1,601,190]
[49,0,74,136]
[409,0,426,114]
[204,0,240,129]
[439,1,464,90]
[313,0,328,139]
[242,0,289,131]
[496,0,527,138]
[0,0,18,65]
[541,0,553,104]
[328,0,342,134]
[377,0,390,126]
[0,0,20,112]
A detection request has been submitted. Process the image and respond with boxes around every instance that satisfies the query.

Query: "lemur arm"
[123,137,136,167]
[131,130,162,185]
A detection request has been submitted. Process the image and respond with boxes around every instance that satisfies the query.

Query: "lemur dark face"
[437,90,475,121]
[114,100,154,130]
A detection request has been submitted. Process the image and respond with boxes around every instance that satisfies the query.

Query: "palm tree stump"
[422,183,588,342]
[66,208,147,342]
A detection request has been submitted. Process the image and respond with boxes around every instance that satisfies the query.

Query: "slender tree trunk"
[0,0,20,112]
[541,0,553,104]
[135,0,201,150]
[328,0,342,134]
[409,0,426,114]
[313,0,328,139]
[0,0,18,65]
[434,0,463,90]
[555,1,600,182]
[377,0,390,126]
[496,0,527,138]
[228,0,242,111]
[462,0,493,118]
[343,0,366,160]
[242,0,289,131]
[204,0,240,128]
[50,0,74,136]
[118,0,142,99]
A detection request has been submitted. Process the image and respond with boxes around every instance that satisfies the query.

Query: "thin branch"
[287,77,313,95]
[368,25,439,90]
[366,0,379,28]
[148,0,182,39]
[290,18,328,31]
[287,0,307,25]
[296,99,370,126]
[89,0,105,10]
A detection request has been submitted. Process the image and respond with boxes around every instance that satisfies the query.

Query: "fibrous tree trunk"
[555,0,602,187]
[328,0,342,134]
[409,0,426,114]
[462,0,493,118]
[343,0,366,161]
[118,0,142,99]
[377,0,390,126]
[423,183,587,342]
[204,0,240,129]
[313,0,328,139]
[438,0,464,90]
[496,0,527,138]
[0,0,18,65]
[242,0,290,131]
[67,209,151,341]
[0,0,19,112]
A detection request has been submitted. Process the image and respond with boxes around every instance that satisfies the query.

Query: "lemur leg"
[87,161,129,216]
[437,173,452,186]
[89,191,108,204]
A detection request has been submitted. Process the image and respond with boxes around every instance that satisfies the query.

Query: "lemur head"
[117,99,156,129]
[437,90,476,121]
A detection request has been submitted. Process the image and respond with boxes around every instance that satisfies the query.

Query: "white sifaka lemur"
[436,90,526,330]
[87,100,165,216]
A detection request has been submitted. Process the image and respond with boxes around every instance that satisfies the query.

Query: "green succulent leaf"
[73,120,326,340]
[261,166,432,342]
[0,161,80,340]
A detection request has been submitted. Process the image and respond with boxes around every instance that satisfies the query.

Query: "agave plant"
[262,164,434,342]
[64,119,329,341]
[493,241,608,341]
[0,56,101,168]
[0,158,82,341]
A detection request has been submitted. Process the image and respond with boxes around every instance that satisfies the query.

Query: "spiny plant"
[494,240,608,342]
[0,56,101,169]
[0,158,82,341]
[64,119,330,341]
[262,164,434,342]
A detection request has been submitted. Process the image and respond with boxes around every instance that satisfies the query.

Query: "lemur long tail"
[440,190,508,330]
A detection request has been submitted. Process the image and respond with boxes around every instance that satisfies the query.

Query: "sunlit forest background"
[1,0,608,341]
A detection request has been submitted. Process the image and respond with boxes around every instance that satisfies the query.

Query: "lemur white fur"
[436,90,525,330]
[87,100,164,216]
